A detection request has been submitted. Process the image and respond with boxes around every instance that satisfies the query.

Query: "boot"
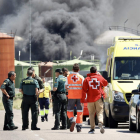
[69,118,76,132]
[41,116,45,122]
[3,125,10,131]
[45,114,48,122]
[76,125,82,133]
[51,127,60,130]
[31,127,40,130]
[60,126,67,130]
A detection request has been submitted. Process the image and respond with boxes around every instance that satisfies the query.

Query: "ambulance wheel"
[103,109,109,127]
[83,116,86,121]
[88,119,90,125]
[136,111,140,133]
[129,112,136,131]
[108,107,118,128]
[95,114,98,125]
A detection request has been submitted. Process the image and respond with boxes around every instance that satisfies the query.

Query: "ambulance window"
[114,57,140,80]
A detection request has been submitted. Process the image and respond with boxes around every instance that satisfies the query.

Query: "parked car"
[129,88,140,133]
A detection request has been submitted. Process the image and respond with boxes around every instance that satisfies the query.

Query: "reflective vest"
[39,82,51,98]
[67,73,84,99]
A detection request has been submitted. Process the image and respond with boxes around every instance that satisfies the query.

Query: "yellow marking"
[23,80,33,84]
[3,82,6,85]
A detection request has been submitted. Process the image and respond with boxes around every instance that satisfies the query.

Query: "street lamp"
[137,23,140,35]
[124,19,128,31]
[77,50,83,60]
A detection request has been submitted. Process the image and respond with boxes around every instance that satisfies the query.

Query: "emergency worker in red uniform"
[81,66,108,134]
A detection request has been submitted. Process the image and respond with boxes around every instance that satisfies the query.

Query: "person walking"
[39,76,51,122]
[65,63,84,132]
[52,69,67,130]
[81,66,108,134]
[19,70,40,130]
[1,71,18,131]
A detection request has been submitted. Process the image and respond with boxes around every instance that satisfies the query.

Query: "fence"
[109,26,140,35]
[0,29,16,38]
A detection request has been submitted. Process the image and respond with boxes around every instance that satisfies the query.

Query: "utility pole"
[19,51,21,61]
[70,51,72,60]
[29,0,32,66]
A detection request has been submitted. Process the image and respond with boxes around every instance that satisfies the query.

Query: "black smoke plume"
[0,0,114,61]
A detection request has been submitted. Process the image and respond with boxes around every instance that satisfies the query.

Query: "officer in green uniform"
[28,67,44,91]
[1,71,18,131]
[20,67,44,129]
[51,69,67,130]
[28,67,44,115]
[19,70,40,130]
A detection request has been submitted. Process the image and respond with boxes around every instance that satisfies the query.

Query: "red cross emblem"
[71,75,79,83]
[89,78,100,89]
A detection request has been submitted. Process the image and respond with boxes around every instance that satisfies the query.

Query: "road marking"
[14,117,45,140]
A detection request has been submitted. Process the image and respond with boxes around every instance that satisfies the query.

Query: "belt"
[23,94,35,97]
[57,92,66,94]
[3,96,13,99]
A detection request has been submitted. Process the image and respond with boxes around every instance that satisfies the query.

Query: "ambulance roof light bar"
[118,37,140,40]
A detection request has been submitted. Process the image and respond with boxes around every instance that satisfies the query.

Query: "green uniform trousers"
[2,97,15,128]
[53,96,67,128]
[60,99,71,128]
[22,95,38,129]
[21,100,29,128]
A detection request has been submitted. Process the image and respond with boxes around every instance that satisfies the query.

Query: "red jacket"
[81,73,108,103]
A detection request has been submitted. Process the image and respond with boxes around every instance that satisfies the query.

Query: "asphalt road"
[0,109,139,140]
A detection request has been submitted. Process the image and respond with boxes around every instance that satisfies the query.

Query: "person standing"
[28,67,44,92]
[39,76,51,122]
[52,69,67,130]
[20,67,44,129]
[81,66,108,134]
[1,71,18,131]
[65,63,84,133]
[28,67,44,115]
[62,67,71,129]
[62,68,70,77]
[19,70,40,130]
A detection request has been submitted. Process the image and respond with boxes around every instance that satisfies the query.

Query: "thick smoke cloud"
[0,0,114,61]
[112,0,140,29]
